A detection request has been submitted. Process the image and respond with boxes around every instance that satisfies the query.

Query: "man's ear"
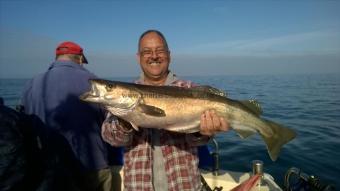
[79,55,84,64]
[168,51,171,63]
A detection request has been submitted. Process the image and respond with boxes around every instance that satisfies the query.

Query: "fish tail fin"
[260,120,296,161]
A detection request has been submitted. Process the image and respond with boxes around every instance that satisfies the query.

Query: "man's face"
[137,32,170,81]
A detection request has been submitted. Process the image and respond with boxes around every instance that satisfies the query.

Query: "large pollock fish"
[80,79,296,161]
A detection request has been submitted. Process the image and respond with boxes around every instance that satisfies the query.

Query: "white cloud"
[183,30,340,56]
[172,53,340,76]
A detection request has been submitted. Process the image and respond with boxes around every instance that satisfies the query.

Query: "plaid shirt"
[101,72,209,191]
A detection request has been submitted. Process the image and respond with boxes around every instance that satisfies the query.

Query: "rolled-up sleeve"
[101,113,134,146]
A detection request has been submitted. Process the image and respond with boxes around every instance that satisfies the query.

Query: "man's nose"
[150,51,158,59]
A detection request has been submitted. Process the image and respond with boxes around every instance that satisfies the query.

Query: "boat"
[113,166,282,191]
[200,169,282,191]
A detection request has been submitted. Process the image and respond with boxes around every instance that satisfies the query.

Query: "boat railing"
[210,138,220,176]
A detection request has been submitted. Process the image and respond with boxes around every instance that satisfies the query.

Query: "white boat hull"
[200,169,282,191]
[112,166,282,191]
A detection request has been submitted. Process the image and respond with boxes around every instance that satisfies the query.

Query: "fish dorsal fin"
[138,104,166,117]
[240,100,262,116]
[192,86,228,97]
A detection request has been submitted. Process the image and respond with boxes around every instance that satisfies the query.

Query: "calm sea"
[1,74,339,188]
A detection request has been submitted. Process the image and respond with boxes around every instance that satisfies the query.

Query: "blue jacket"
[22,61,122,170]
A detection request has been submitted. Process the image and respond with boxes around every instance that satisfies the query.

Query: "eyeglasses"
[140,49,169,58]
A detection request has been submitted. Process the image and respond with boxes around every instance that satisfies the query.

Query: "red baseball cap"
[56,41,88,64]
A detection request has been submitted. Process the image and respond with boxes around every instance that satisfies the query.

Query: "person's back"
[0,98,68,191]
[0,99,43,191]
[23,59,107,168]
[21,41,122,191]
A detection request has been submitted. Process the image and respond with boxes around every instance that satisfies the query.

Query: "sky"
[0,0,339,78]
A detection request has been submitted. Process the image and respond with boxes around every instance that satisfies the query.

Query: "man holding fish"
[83,29,296,190]
[101,30,230,191]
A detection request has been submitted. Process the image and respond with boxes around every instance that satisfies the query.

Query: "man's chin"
[146,70,163,77]
[145,72,166,80]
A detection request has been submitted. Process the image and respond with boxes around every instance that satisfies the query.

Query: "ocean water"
[1,74,339,188]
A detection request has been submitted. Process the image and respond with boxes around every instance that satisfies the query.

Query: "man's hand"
[200,110,229,136]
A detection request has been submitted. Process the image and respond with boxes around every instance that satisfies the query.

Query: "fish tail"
[260,119,296,161]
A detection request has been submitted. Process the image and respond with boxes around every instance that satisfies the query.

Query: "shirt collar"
[49,60,84,70]
[136,71,178,85]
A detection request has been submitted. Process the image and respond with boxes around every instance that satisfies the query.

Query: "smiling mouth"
[149,62,161,66]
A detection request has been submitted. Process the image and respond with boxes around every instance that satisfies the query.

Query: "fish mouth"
[79,91,98,101]
[79,92,89,101]
[79,80,101,101]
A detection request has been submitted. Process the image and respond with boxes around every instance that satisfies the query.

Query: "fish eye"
[106,84,115,91]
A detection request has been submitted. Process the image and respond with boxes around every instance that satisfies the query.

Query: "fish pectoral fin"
[192,86,228,97]
[138,104,166,117]
[129,122,139,131]
[240,100,262,116]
